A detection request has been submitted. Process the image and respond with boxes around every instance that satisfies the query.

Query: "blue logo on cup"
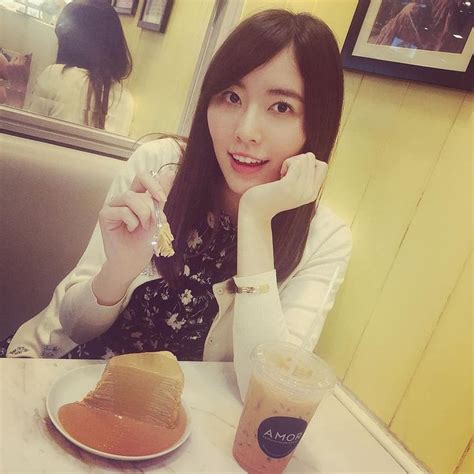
[257,417,308,459]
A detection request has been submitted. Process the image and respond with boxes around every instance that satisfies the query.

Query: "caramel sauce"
[58,402,187,456]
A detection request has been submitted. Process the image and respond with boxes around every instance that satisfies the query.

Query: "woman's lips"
[228,153,268,174]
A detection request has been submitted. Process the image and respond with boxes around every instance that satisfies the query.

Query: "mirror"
[0,0,230,138]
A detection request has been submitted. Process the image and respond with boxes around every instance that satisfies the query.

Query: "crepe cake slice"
[83,351,184,428]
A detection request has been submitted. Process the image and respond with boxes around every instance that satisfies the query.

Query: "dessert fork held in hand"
[150,166,177,257]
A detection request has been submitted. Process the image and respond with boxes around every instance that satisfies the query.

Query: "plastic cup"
[233,341,336,473]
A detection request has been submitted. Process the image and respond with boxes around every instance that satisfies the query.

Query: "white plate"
[46,363,192,461]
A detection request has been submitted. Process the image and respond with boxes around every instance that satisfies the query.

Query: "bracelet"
[234,283,270,294]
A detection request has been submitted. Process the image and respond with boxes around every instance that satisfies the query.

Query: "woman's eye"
[272,102,293,113]
[223,91,240,104]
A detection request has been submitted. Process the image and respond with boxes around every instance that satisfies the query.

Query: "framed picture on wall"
[113,0,139,15]
[138,0,174,32]
[341,0,473,91]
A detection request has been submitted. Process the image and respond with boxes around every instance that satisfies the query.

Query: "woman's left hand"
[239,152,327,221]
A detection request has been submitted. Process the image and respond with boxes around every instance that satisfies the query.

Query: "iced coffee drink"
[233,341,335,473]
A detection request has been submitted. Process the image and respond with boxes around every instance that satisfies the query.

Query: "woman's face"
[207,46,306,198]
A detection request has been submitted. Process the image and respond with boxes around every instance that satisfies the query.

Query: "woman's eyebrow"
[232,82,303,102]
[267,88,304,102]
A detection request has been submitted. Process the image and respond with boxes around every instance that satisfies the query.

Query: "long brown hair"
[55,0,132,129]
[158,9,344,287]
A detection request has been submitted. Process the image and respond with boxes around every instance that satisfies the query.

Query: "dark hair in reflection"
[158,9,344,287]
[55,0,132,129]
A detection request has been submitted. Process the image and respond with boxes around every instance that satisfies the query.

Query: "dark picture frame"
[341,0,473,91]
[112,0,138,16]
[138,0,174,33]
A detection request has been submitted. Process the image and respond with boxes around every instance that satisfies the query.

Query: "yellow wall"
[119,0,214,138]
[457,439,473,473]
[241,1,473,473]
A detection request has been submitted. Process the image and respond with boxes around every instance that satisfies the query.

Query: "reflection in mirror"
[0,0,229,138]
[28,0,134,134]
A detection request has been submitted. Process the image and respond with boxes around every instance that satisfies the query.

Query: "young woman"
[4,9,351,399]
[27,0,134,135]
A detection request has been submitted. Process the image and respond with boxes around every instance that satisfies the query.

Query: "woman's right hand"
[98,172,168,282]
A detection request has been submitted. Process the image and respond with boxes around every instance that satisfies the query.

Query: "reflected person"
[27,0,134,135]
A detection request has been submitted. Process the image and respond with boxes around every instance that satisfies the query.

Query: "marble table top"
[0,359,406,473]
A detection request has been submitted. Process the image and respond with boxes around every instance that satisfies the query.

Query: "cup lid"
[251,341,337,395]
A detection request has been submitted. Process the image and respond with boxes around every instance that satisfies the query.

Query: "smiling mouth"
[229,153,269,167]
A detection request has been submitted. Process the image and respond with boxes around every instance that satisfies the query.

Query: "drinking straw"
[287,265,340,376]
[301,265,340,352]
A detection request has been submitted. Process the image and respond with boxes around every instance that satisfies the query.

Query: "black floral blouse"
[48,211,235,361]
[0,211,236,360]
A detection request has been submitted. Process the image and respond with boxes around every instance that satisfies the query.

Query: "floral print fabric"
[62,211,237,361]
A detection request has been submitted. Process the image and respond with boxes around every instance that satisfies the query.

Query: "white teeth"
[232,154,263,164]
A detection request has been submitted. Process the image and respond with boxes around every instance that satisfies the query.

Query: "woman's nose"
[234,107,262,144]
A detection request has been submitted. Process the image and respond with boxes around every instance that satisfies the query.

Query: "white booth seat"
[0,133,126,339]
